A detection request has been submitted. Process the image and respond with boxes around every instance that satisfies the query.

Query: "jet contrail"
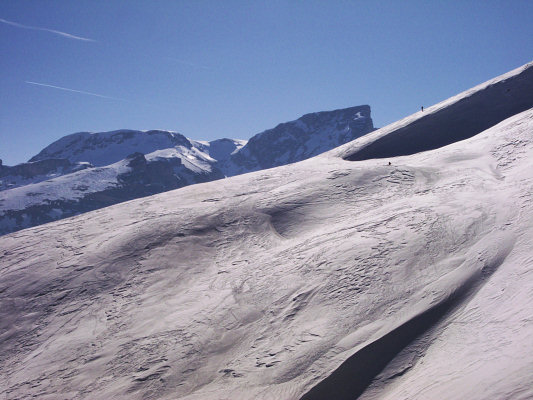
[0,17,95,42]
[24,81,182,108]
[25,81,127,102]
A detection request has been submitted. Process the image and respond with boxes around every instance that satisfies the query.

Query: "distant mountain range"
[0,105,374,235]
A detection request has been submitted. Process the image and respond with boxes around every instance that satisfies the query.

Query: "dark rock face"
[222,105,374,175]
[1,158,76,178]
[207,139,243,161]
[0,158,91,191]
[118,152,223,196]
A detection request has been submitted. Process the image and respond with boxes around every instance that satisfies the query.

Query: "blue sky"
[1,0,532,165]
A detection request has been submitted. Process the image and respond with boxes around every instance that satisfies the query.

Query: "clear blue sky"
[1,0,532,165]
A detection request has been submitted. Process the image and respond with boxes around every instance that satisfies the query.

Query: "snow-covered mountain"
[222,105,373,176]
[1,62,532,400]
[29,129,194,166]
[0,106,373,235]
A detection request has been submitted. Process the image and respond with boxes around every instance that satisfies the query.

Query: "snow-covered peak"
[222,105,374,176]
[29,129,192,167]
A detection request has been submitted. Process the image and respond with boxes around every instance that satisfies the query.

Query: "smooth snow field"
[1,63,532,399]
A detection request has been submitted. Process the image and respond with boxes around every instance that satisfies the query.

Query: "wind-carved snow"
[0,63,532,400]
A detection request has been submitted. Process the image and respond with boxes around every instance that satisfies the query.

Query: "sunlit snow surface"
[1,64,532,399]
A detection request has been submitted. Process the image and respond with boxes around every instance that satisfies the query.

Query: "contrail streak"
[0,17,95,42]
[24,81,181,108]
[25,81,127,102]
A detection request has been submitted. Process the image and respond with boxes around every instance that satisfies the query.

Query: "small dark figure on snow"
[388,161,391,166]
[421,106,424,111]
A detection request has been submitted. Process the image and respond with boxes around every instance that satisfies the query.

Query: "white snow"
[189,138,248,163]
[145,146,215,174]
[0,62,532,400]
[31,129,188,167]
[0,158,131,212]
[0,161,92,192]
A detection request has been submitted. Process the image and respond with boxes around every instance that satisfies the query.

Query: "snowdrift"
[1,62,532,400]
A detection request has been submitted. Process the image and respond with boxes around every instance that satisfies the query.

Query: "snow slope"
[0,158,131,212]
[0,63,532,400]
[192,138,247,162]
[335,62,533,161]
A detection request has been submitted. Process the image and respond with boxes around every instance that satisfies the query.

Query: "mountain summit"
[222,105,373,175]
[29,129,192,166]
